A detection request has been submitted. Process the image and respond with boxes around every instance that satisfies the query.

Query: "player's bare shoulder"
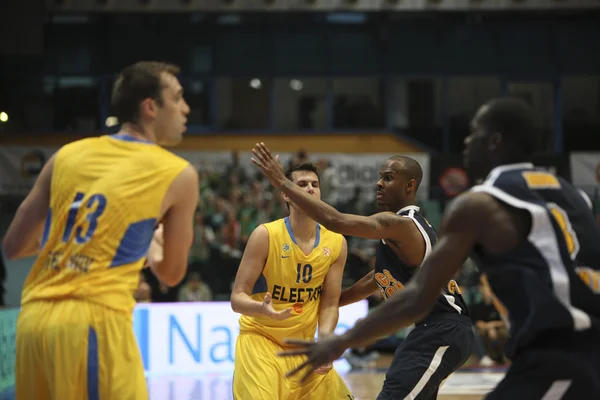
[448,191,530,253]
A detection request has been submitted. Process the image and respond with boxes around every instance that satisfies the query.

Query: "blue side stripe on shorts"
[88,327,100,400]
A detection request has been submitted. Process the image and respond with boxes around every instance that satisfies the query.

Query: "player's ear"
[488,132,503,152]
[140,97,158,119]
[406,178,417,193]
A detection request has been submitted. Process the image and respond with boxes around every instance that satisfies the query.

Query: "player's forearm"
[3,220,43,260]
[339,270,378,307]
[279,180,345,229]
[318,306,339,338]
[338,286,431,349]
[231,292,265,317]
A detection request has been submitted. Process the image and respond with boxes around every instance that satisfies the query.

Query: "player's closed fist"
[262,292,292,320]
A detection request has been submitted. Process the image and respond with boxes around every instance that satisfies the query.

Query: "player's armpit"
[230,225,270,316]
[337,192,490,350]
[151,166,199,287]
[3,154,55,259]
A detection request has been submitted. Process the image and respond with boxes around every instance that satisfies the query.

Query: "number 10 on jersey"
[295,263,313,284]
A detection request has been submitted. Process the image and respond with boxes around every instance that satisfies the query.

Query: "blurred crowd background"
[1,0,599,369]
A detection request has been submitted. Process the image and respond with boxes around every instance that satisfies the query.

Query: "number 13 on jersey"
[62,192,107,244]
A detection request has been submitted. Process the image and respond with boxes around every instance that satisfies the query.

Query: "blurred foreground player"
[230,163,354,399]
[278,98,600,400]
[252,148,473,400]
[3,61,199,400]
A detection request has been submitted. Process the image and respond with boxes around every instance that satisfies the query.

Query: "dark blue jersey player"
[252,148,474,400]
[277,98,600,400]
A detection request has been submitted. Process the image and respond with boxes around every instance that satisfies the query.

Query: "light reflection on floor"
[145,369,506,400]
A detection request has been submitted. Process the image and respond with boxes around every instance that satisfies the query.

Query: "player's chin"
[375,200,389,211]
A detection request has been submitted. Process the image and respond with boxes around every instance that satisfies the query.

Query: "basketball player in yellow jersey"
[2,61,199,400]
[230,163,354,400]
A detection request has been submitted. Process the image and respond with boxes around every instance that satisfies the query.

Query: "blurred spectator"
[178,272,213,302]
[471,282,508,366]
[189,211,215,273]
[134,272,152,303]
[315,158,339,205]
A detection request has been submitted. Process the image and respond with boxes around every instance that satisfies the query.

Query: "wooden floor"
[145,368,502,399]
[345,372,486,400]
[146,353,502,399]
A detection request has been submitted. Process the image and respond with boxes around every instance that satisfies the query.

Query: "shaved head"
[388,155,423,190]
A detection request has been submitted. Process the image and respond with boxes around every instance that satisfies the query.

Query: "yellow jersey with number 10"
[238,217,344,347]
[20,134,190,316]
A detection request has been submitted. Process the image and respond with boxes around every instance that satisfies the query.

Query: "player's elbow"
[151,260,187,287]
[322,213,348,233]
[230,294,242,313]
[2,235,21,260]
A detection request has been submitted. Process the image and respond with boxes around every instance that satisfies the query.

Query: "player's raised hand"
[278,336,347,383]
[261,292,293,320]
[251,142,287,188]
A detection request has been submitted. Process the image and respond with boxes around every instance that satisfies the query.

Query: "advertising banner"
[0,301,367,395]
[0,146,430,201]
[133,301,369,375]
[0,308,18,396]
[570,152,600,214]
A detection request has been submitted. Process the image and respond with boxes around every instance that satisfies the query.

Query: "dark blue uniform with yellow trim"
[470,163,600,400]
[373,205,474,400]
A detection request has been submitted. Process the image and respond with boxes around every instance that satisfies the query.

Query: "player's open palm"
[262,292,292,320]
[251,142,286,188]
[278,335,347,382]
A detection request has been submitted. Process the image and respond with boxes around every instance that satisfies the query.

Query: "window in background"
[0,79,52,134]
[52,76,100,133]
[331,78,385,130]
[181,77,211,128]
[273,78,328,130]
[215,78,271,130]
[507,81,555,152]
[0,76,99,134]
[562,76,600,151]
[447,77,502,152]
[388,78,443,151]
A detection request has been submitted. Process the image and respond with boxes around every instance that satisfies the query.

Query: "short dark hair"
[388,155,423,190]
[111,61,180,125]
[478,97,543,155]
[285,163,320,183]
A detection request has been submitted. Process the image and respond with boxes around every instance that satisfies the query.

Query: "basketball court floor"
[146,361,506,399]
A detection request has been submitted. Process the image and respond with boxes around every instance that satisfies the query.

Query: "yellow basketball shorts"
[15,299,148,400]
[233,332,354,400]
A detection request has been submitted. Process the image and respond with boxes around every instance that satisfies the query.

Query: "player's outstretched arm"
[231,225,292,320]
[318,236,348,337]
[279,191,492,381]
[251,142,420,242]
[149,165,199,287]
[339,270,379,307]
[314,236,348,374]
[3,154,55,259]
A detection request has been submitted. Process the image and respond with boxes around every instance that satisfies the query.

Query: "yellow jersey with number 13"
[238,217,344,347]
[20,134,190,316]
